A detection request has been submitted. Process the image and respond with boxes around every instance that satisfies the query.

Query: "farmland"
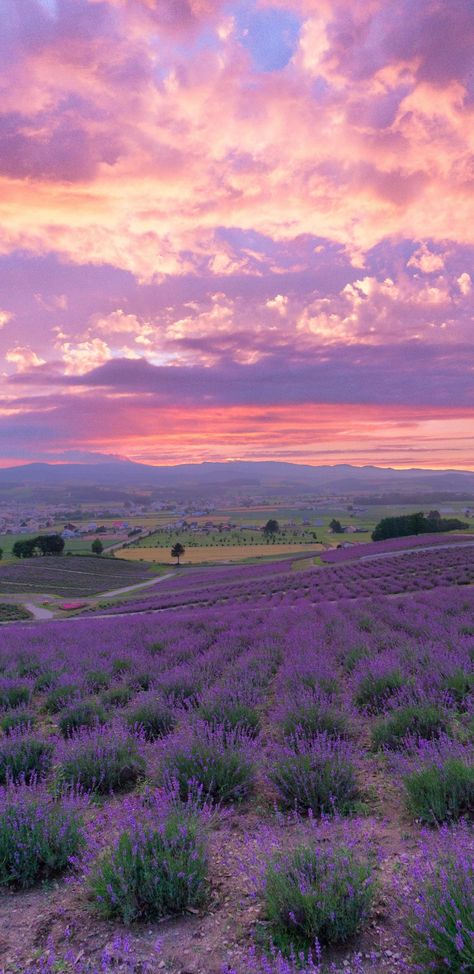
[95,541,474,615]
[120,542,324,564]
[0,543,472,973]
[0,555,158,598]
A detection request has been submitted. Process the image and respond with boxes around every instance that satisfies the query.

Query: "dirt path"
[93,570,175,599]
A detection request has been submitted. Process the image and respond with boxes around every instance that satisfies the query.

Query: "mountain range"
[1,460,474,494]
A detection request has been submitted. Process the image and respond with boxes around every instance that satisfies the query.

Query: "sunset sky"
[1,0,473,468]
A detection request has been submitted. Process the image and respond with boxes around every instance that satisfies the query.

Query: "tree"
[36,534,65,555]
[91,539,104,556]
[12,539,37,558]
[12,535,64,558]
[263,519,279,537]
[371,512,467,542]
[329,519,343,534]
[171,542,185,566]
[0,547,3,560]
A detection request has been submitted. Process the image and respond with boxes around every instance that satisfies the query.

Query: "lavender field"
[94,543,474,615]
[0,565,472,974]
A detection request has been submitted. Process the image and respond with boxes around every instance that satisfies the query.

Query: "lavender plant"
[89,808,207,923]
[270,735,360,816]
[263,843,375,956]
[162,725,255,805]
[371,703,448,750]
[0,733,54,784]
[125,698,176,741]
[401,738,474,823]
[58,699,107,738]
[44,683,80,714]
[281,705,350,742]
[409,825,474,973]
[0,709,36,734]
[354,669,405,713]
[199,700,261,738]
[55,726,145,795]
[0,683,31,709]
[0,783,85,888]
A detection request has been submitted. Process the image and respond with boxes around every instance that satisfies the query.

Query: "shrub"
[56,729,145,795]
[342,646,369,674]
[0,685,31,709]
[89,811,207,923]
[372,704,448,750]
[129,671,153,691]
[44,684,79,714]
[148,641,165,656]
[0,786,85,888]
[126,700,176,741]
[354,670,405,713]
[441,669,474,709]
[199,702,261,738]
[264,844,375,956]
[34,670,59,693]
[404,758,474,824]
[101,686,132,709]
[85,669,110,692]
[162,728,255,805]
[58,700,107,739]
[0,710,36,735]
[282,705,349,742]
[161,678,201,709]
[409,827,474,973]
[111,658,132,676]
[0,736,54,785]
[16,656,43,678]
[270,736,360,816]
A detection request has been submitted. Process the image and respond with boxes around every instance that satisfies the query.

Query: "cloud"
[0,311,13,329]
[0,0,472,283]
[1,1,474,468]
[5,346,46,371]
[457,272,472,296]
[58,338,112,374]
[407,244,445,274]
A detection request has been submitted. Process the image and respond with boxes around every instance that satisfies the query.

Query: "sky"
[0,0,473,469]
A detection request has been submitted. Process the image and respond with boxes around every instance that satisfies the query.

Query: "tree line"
[371,511,468,542]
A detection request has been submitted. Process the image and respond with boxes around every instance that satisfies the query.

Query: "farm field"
[0,579,472,973]
[0,546,474,974]
[0,555,158,597]
[0,531,119,563]
[129,528,321,548]
[321,533,474,563]
[96,542,474,615]
[120,542,323,564]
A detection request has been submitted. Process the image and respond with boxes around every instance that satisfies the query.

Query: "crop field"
[0,555,157,597]
[129,528,321,548]
[0,552,472,974]
[0,532,119,563]
[120,543,323,564]
[96,543,474,615]
[321,534,474,563]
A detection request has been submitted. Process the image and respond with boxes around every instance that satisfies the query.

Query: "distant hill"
[1,459,474,495]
